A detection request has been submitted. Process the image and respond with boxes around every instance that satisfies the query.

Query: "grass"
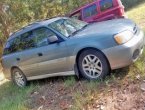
[71,92,85,110]
[1,1,145,110]
[64,76,76,87]
[0,82,38,110]
[126,3,145,31]
[86,80,100,90]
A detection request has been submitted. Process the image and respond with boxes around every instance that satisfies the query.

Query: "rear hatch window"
[83,4,98,18]
[100,0,113,12]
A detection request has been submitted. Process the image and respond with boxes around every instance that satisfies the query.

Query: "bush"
[0,47,3,57]
[121,0,145,10]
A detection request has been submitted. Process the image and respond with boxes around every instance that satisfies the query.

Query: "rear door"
[16,31,41,77]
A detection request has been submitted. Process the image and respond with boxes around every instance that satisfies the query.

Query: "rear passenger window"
[3,37,21,55]
[100,0,113,12]
[20,31,36,50]
[83,4,97,18]
[33,27,57,47]
[3,32,36,55]
[3,28,57,55]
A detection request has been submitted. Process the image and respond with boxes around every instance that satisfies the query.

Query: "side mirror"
[48,35,59,43]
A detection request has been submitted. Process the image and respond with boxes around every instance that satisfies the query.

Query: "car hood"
[73,19,136,38]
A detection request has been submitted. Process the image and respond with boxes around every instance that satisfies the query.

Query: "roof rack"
[39,15,64,22]
[10,22,40,37]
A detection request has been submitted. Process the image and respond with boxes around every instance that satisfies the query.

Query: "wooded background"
[0,0,144,55]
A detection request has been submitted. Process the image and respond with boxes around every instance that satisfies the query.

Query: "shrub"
[121,0,145,10]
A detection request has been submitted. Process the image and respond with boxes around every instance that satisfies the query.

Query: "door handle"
[16,58,20,61]
[38,53,43,57]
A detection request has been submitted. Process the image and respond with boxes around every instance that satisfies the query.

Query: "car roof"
[8,17,63,41]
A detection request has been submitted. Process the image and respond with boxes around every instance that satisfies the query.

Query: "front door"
[32,27,69,76]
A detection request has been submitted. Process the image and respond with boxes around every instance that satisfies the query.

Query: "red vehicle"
[69,0,125,23]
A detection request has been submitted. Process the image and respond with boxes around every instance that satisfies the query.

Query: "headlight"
[114,31,134,45]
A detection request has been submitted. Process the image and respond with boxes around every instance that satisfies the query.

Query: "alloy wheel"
[82,54,102,78]
[14,71,25,87]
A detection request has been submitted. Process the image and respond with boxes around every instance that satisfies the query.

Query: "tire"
[11,68,27,87]
[78,49,110,80]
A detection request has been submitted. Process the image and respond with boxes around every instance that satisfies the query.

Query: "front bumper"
[103,30,145,70]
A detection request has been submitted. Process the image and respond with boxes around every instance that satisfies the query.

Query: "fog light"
[133,49,140,60]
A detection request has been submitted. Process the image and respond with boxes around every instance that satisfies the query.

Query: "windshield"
[48,18,88,37]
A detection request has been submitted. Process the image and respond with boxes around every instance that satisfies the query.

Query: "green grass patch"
[86,80,100,90]
[64,76,76,87]
[127,3,145,31]
[0,82,37,110]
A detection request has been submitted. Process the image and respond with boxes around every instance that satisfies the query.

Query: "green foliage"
[121,0,145,10]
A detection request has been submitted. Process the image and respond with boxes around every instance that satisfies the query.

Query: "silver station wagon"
[1,17,145,87]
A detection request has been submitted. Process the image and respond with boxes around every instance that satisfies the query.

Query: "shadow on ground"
[111,66,129,79]
[28,66,130,86]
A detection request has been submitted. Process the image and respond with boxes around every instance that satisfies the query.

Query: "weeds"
[64,76,76,87]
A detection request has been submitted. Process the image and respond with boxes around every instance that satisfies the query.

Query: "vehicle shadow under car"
[29,66,130,86]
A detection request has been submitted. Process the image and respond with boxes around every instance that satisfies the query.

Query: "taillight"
[118,8,124,16]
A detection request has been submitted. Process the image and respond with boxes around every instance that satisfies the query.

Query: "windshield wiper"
[82,24,89,29]
[69,29,82,37]
[68,24,89,37]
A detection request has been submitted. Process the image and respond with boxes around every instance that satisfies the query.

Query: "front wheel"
[78,49,110,80]
[11,68,27,87]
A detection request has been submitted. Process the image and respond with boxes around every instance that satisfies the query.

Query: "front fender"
[72,43,102,55]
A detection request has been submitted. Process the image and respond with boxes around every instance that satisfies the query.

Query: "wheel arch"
[10,66,24,77]
[75,47,111,71]
[10,66,27,87]
[11,66,19,73]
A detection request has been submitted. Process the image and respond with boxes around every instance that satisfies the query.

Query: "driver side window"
[33,27,57,47]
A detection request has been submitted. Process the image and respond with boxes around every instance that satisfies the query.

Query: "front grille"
[132,49,140,60]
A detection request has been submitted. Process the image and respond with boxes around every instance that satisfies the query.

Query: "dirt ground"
[25,77,145,110]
